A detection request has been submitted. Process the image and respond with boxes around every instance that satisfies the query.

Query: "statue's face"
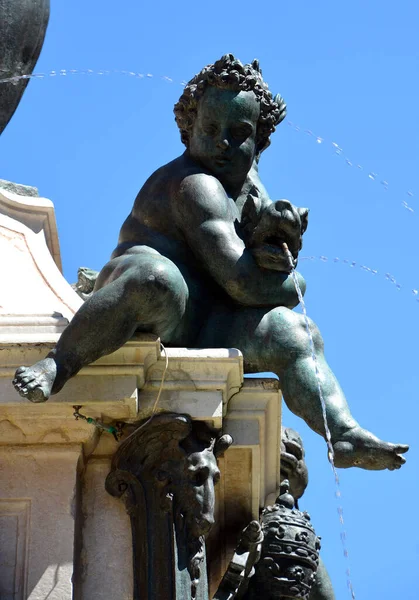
[179,448,221,537]
[280,428,308,502]
[189,87,260,188]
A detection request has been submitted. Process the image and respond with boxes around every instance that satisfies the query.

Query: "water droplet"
[407,191,414,197]
[368,172,377,181]
[351,261,356,267]
[346,159,353,166]
[146,73,153,78]
[412,289,418,296]
[316,137,323,144]
[334,257,340,262]
[320,255,328,262]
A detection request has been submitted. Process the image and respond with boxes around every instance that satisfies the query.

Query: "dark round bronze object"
[0,0,50,134]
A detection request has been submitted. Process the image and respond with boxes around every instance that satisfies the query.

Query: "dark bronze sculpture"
[13,54,408,471]
[213,427,337,600]
[245,480,321,600]
[0,0,50,135]
[280,427,335,600]
[213,521,263,600]
[106,413,232,600]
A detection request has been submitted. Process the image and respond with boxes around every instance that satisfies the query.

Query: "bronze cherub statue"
[13,54,408,471]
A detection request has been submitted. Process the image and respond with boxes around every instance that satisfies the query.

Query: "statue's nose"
[197,515,214,535]
[217,137,230,150]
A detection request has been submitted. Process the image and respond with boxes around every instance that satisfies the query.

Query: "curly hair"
[174,53,287,155]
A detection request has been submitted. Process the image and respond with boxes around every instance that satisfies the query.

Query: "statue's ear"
[241,186,260,229]
[297,207,309,234]
[214,434,233,458]
[251,59,261,73]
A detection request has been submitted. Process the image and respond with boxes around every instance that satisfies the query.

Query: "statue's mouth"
[259,235,298,258]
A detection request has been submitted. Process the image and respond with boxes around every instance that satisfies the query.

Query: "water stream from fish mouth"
[283,242,356,599]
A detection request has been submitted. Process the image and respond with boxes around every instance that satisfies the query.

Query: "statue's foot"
[332,426,409,471]
[12,358,57,403]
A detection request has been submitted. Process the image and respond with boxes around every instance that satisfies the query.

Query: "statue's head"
[241,194,309,273]
[174,54,286,183]
[280,427,309,504]
[168,419,232,538]
[106,413,232,538]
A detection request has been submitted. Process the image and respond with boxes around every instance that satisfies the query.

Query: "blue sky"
[1,1,418,597]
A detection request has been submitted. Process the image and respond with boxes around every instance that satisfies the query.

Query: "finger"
[394,444,409,454]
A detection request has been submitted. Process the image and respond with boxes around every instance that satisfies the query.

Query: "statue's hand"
[244,198,309,273]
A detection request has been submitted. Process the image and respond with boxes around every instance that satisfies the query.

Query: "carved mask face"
[180,449,221,537]
[189,87,260,189]
[280,428,308,502]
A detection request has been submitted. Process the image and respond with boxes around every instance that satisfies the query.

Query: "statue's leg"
[13,250,194,402]
[199,305,408,471]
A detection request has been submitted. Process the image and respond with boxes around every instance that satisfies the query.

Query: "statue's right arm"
[174,173,304,308]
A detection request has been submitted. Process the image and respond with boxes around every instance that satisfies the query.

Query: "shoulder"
[178,171,225,198]
[172,157,228,213]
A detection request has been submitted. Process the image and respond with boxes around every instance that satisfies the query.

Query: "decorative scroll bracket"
[105,412,232,600]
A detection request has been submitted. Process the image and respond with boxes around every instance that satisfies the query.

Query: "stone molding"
[0,188,83,343]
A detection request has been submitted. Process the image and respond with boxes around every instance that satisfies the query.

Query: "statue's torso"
[115,154,270,267]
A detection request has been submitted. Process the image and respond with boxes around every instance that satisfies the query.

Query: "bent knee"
[263,307,324,357]
[125,258,188,301]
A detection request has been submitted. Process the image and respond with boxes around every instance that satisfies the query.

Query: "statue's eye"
[231,125,252,141]
[203,124,218,136]
[190,468,208,486]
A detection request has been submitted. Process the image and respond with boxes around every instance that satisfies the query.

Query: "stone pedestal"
[0,185,282,599]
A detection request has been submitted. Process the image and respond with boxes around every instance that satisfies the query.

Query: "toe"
[19,374,36,385]
[394,444,409,455]
[27,387,48,403]
[15,366,28,375]
[25,380,40,392]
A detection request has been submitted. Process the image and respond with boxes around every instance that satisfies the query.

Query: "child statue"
[13,54,407,471]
